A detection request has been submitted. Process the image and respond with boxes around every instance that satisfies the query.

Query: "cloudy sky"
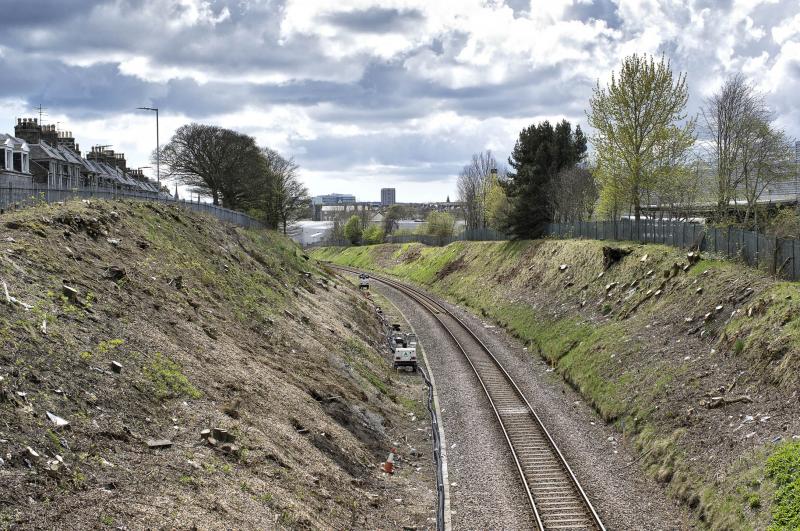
[1,0,799,202]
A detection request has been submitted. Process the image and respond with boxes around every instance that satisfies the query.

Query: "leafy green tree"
[485,172,511,231]
[588,53,696,220]
[343,215,363,244]
[362,224,385,245]
[425,211,455,242]
[503,120,587,238]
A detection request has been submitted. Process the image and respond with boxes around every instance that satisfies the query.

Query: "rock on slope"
[0,201,432,529]
[314,240,800,530]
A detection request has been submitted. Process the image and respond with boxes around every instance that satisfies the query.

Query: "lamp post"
[136,107,159,186]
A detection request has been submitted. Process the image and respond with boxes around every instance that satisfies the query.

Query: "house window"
[0,149,6,170]
[13,152,21,172]
[22,153,28,173]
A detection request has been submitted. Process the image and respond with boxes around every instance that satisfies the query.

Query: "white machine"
[393,347,418,371]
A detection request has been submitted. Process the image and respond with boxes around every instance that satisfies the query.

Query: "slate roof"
[55,145,84,166]
[29,141,66,162]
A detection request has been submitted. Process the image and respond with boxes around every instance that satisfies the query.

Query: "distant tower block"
[381,187,396,206]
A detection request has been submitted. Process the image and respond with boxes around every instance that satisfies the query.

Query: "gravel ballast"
[374,281,696,530]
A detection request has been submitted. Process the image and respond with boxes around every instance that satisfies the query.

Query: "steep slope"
[0,202,434,530]
[314,240,800,530]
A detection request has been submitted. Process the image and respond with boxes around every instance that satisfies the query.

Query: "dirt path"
[374,281,697,530]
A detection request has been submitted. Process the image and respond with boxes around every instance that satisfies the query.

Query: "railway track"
[330,264,605,531]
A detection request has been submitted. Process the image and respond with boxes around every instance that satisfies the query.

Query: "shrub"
[362,225,384,245]
[766,441,800,529]
[143,353,201,399]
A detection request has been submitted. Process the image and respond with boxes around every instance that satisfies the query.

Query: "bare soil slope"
[314,240,800,530]
[0,201,433,530]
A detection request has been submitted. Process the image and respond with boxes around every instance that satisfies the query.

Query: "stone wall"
[0,172,34,188]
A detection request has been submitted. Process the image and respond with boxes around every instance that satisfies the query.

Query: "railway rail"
[330,264,605,531]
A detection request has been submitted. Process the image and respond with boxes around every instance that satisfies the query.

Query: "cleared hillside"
[0,202,434,530]
[314,240,800,530]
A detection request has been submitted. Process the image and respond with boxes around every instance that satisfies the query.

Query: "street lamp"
[136,107,159,185]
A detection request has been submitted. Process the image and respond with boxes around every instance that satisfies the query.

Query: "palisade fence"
[0,183,263,229]
[546,219,800,281]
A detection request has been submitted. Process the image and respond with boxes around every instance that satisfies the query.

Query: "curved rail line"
[330,264,605,531]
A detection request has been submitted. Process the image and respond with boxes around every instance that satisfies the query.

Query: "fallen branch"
[0,279,31,310]
[617,446,654,470]
[706,395,752,409]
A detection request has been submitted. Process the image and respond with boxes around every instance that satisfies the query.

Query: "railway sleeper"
[526,476,570,483]
[530,484,573,491]
[545,515,591,529]
[545,513,592,520]
[532,491,579,499]
[538,503,585,511]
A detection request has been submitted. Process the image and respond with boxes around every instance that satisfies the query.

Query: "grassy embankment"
[0,201,432,529]
[313,240,800,530]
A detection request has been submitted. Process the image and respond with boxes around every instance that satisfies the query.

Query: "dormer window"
[0,148,6,170]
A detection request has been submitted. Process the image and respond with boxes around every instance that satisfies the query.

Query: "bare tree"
[740,119,794,228]
[548,166,597,222]
[457,150,502,230]
[702,75,795,226]
[702,74,752,217]
[262,148,309,234]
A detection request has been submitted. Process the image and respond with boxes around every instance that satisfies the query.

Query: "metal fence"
[0,183,263,229]
[546,219,800,280]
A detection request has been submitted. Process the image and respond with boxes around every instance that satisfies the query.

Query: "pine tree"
[502,120,587,238]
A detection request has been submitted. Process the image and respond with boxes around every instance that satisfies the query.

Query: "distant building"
[311,193,356,206]
[381,187,396,206]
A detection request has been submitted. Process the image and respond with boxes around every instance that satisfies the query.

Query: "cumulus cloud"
[0,0,798,201]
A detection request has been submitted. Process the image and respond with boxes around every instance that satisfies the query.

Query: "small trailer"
[393,347,418,371]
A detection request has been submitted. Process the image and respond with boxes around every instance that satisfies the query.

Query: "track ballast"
[331,264,605,531]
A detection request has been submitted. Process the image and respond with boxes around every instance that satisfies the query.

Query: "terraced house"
[0,133,31,187]
[5,117,161,196]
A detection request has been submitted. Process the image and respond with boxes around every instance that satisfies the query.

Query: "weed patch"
[143,353,201,399]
